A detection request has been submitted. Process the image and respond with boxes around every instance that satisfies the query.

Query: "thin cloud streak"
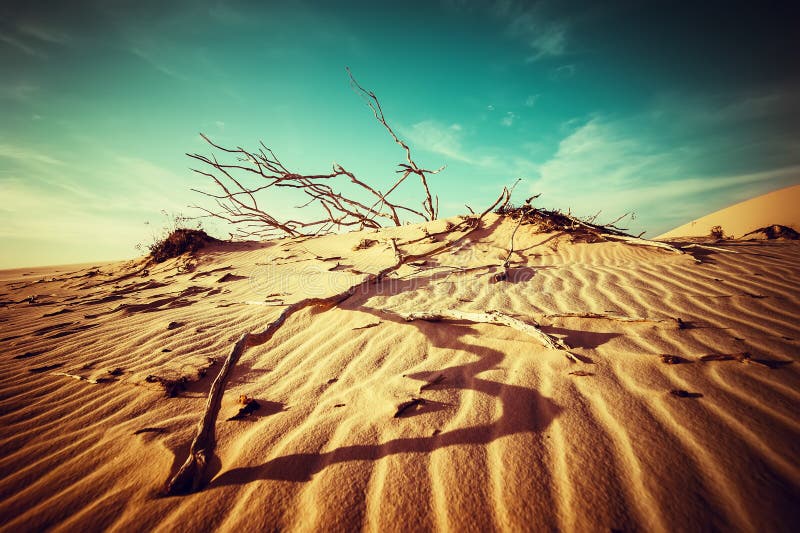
[129,46,189,81]
[18,23,70,45]
[531,117,799,234]
[0,81,38,101]
[403,120,473,164]
[0,32,46,58]
[444,0,568,60]
[0,143,64,166]
[402,120,506,171]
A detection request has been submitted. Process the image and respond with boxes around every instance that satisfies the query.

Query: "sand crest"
[656,184,800,240]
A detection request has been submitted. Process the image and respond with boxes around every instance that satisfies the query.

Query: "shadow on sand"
[207,307,565,486]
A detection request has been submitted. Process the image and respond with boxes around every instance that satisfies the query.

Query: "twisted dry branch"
[188,70,440,240]
[164,186,512,495]
[399,309,577,362]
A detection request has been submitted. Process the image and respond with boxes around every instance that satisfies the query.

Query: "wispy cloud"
[403,120,515,172]
[114,155,188,194]
[530,117,800,234]
[524,94,540,107]
[0,146,202,268]
[130,46,189,81]
[550,64,575,80]
[534,118,665,193]
[444,0,568,60]
[401,120,541,188]
[496,1,568,60]
[0,143,64,166]
[208,2,253,26]
[0,177,149,267]
[18,23,70,45]
[403,120,474,164]
[501,112,516,127]
[0,81,39,101]
[519,23,567,61]
[0,32,46,58]
[0,19,70,61]
[652,87,800,127]
[0,143,101,201]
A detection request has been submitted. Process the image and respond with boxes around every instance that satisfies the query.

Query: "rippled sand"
[1,214,798,531]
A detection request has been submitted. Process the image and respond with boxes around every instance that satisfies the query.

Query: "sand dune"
[656,184,800,240]
[1,214,798,531]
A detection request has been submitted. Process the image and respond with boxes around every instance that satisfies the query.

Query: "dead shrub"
[709,225,726,239]
[353,238,378,251]
[149,229,217,263]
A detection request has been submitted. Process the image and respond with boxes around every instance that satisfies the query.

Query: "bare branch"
[347,67,438,221]
[188,69,444,239]
[399,309,576,362]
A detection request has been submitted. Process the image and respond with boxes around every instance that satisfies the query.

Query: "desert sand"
[656,184,800,240]
[0,210,798,532]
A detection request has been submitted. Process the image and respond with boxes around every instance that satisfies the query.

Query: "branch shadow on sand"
[208,306,564,487]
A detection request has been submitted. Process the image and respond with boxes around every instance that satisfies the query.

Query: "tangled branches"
[495,200,686,255]
[188,69,442,240]
[496,199,637,239]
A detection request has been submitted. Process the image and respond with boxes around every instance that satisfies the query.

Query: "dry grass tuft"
[709,225,727,239]
[149,229,217,263]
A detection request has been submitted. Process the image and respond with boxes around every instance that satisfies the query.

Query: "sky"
[1,0,798,268]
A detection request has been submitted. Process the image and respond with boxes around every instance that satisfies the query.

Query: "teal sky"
[1,0,798,268]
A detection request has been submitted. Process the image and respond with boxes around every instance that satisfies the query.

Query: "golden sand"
[1,214,798,531]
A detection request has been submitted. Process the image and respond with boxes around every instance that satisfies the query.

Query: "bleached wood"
[680,243,740,254]
[545,312,668,323]
[165,332,250,495]
[602,234,693,256]
[400,309,573,354]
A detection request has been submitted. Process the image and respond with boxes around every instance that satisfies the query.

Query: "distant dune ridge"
[656,184,800,240]
[0,202,798,530]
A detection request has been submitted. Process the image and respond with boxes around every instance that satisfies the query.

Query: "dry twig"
[165,187,513,495]
[399,309,575,361]
[188,70,440,239]
[544,312,669,324]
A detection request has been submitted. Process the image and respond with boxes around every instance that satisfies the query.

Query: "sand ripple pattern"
[0,219,798,532]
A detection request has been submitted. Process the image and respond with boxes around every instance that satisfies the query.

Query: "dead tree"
[188,69,442,239]
[165,186,513,495]
[163,70,699,496]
